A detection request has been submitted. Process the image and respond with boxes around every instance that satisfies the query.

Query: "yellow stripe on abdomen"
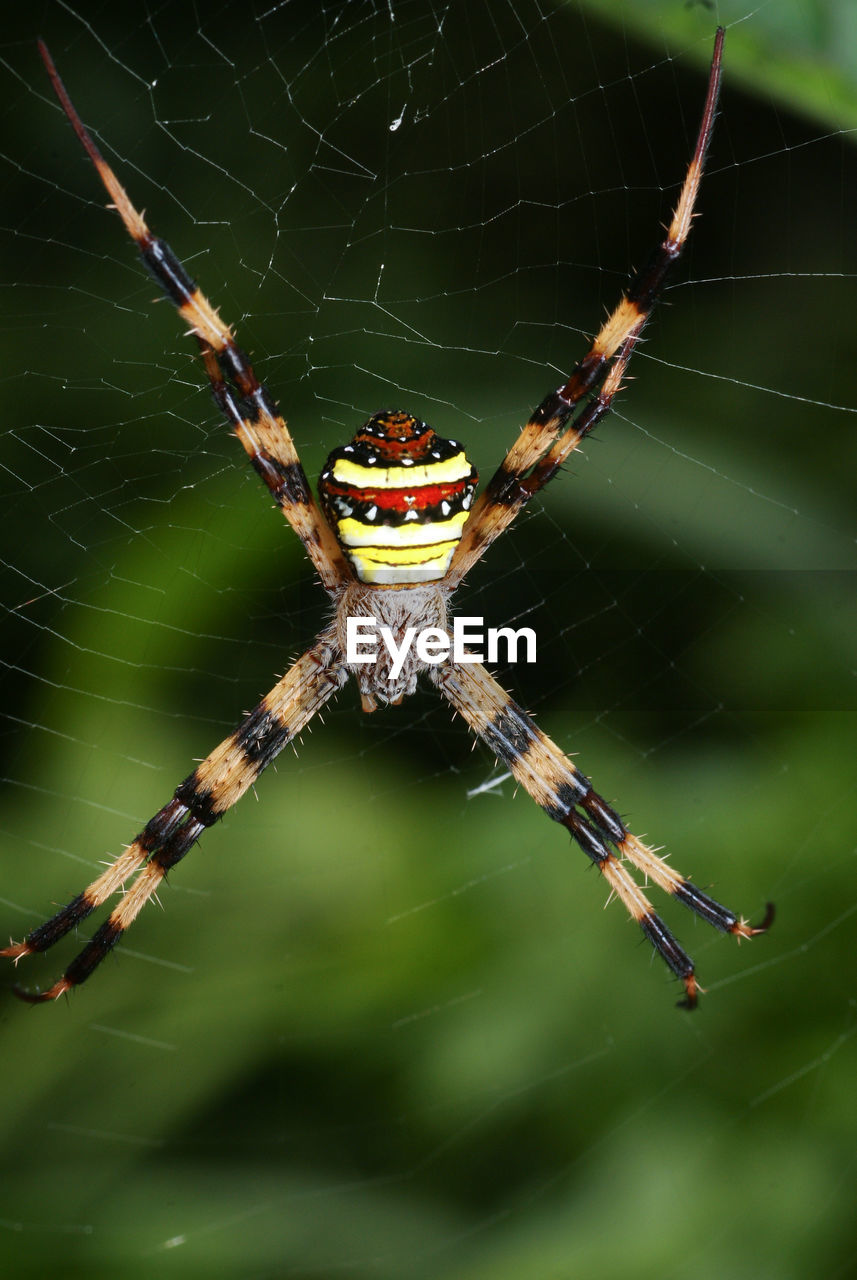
[336,510,469,549]
[331,451,473,490]
[348,541,460,585]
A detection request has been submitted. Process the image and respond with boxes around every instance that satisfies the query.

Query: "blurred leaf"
[577,0,857,135]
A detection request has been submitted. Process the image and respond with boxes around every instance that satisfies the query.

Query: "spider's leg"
[3,636,347,1002]
[447,28,724,590]
[37,40,350,595]
[432,656,772,1007]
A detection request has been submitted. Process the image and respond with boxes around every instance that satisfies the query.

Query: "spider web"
[1,1,856,1275]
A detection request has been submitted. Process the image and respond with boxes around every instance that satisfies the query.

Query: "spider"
[3,30,772,1008]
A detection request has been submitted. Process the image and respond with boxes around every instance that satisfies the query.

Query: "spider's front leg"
[432,657,772,1007]
[447,28,725,590]
[38,40,351,596]
[3,638,347,1002]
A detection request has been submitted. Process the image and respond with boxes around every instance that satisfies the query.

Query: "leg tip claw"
[1,940,32,963]
[676,973,701,1011]
[732,901,775,940]
[12,978,71,1005]
[754,901,776,934]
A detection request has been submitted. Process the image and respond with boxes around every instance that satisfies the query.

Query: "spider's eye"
[318,410,478,585]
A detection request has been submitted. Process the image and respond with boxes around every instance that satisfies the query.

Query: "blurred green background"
[1,1,855,1276]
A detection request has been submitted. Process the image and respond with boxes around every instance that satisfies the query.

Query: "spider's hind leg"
[3,638,347,1002]
[433,657,772,1007]
[2,800,208,1003]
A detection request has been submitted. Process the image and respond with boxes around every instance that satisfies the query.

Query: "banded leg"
[38,40,350,594]
[432,657,772,1007]
[3,636,348,1002]
[447,28,724,589]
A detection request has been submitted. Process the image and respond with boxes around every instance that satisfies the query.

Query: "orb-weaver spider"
[3,30,772,1007]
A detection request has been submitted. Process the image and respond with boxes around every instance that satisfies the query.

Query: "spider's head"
[318,410,478,586]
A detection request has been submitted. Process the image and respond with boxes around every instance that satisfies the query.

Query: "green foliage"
[578,0,857,135]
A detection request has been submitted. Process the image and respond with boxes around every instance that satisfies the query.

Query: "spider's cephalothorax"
[319,410,478,586]
[5,33,773,1008]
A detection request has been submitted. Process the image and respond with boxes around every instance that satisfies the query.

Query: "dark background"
[1,2,855,1276]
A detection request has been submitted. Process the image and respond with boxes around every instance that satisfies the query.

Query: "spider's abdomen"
[318,410,478,585]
